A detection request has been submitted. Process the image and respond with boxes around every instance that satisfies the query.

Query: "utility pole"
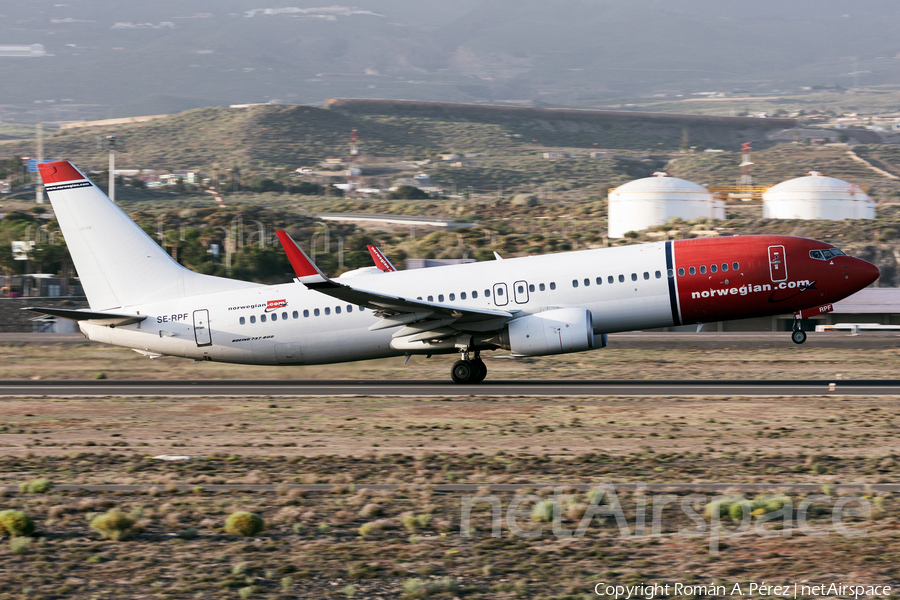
[100,134,121,202]
[35,124,44,204]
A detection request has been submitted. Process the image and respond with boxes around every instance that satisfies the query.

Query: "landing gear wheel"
[470,359,487,384]
[791,330,807,345]
[451,360,474,384]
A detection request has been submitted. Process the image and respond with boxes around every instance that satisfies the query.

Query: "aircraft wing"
[23,307,147,327]
[275,230,514,335]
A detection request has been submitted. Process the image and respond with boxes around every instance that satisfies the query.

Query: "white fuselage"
[81,243,675,365]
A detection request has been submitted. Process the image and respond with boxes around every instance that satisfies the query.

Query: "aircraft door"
[492,282,509,306]
[513,280,529,304]
[192,309,212,347]
[768,245,788,282]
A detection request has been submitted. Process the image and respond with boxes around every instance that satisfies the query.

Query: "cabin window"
[689,267,696,275]
[239,317,245,325]
[528,284,535,292]
[485,290,491,297]
[539,284,545,291]
[518,285,525,294]
[496,288,504,296]
[732,262,739,270]
[250,316,256,324]
[271,313,277,321]
[699,265,706,274]
[359,306,365,311]
[314,308,320,317]
[303,310,309,318]
[260,314,267,322]
[450,293,456,301]
[335,306,341,314]
[549,282,556,290]
[608,275,614,284]
[282,311,288,320]
[427,295,433,302]
[347,305,352,313]
[644,272,650,280]
[710,264,717,273]
[668,269,674,278]
[293,311,299,319]
[473,291,478,298]
[618,274,625,283]
[324,307,331,315]
[596,277,602,285]
[721,263,728,272]
[572,279,579,288]
[438,294,444,302]
[678,268,685,276]
[655,270,662,279]
[461,292,467,299]
[631,273,637,281]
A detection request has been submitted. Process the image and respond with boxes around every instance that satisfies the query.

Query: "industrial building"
[762,171,875,220]
[608,172,725,238]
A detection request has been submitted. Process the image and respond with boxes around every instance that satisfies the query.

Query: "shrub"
[89,510,136,541]
[10,536,31,554]
[179,527,198,540]
[359,503,382,518]
[225,512,264,537]
[19,478,53,493]
[0,510,35,537]
[566,502,588,521]
[401,514,430,532]
[532,500,556,523]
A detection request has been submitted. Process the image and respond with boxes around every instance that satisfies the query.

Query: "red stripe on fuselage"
[672,235,878,324]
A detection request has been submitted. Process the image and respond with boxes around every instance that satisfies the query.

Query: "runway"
[3,379,900,396]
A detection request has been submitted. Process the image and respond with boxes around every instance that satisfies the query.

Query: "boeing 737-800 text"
[28,161,880,383]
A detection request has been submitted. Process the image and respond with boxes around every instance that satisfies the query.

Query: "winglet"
[367,245,397,272]
[275,230,330,285]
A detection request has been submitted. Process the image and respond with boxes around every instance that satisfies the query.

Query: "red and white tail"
[367,245,397,272]
[39,161,255,311]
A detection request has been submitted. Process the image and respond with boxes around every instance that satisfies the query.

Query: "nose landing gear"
[450,350,487,384]
[791,314,807,344]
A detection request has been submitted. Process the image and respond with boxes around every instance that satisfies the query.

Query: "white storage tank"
[762,171,875,220]
[608,172,724,238]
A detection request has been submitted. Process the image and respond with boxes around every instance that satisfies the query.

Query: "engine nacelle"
[502,308,598,357]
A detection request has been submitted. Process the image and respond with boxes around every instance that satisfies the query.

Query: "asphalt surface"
[2,379,900,396]
[3,331,900,349]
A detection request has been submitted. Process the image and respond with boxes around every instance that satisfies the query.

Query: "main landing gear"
[451,351,487,384]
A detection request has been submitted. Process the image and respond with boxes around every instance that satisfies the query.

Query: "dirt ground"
[1,343,900,599]
[4,340,900,380]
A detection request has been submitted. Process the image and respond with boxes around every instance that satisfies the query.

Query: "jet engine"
[502,308,603,357]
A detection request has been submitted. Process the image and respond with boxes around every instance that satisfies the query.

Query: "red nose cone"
[858,258,880,287]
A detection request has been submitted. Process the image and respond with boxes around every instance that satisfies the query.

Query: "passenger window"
[461,292,467,299]
[668,269,674,278]
[710,264,717,273]
[335,306,341,314]
[239,317,245,325]
[539,284,545,291]
[347,305,352,313]
[282,312,287,320]
[438,294,444,302]
[608,275,614,284]
[678,268,685,276]
[497,288,504,296]
[250,316,256,324]
[449,293,455,301]
[303,309,309,318]
[596,277,602,285]
[618,274,625,283]
[689,267,696,275]
[324,307,331,315]
[271,313,277,321]
[473,291,478,298]
[584,278,590,286]
[631,273,637,281]
[261,314,267,322]
[293,311,298,319]
[732,262,739,270]
[572,279,579,288]
[528,284,535,292]
[517,285,525,294]
[427,295,434,302]
[549,282,556,290]
[417,297,422,300]
[655,270,661,279]
[359,306,365,311]
[314,308,320,317]
[485,290,491,297]
[644,272,650,280]
[722,263,728,272]
[699,265,706,274]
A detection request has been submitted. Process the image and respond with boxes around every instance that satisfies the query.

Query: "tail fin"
[40,161,256,311]
[367,245,397,272]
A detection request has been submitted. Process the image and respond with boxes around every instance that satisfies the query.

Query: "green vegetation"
[18,478,53,493]
[89,509,137,541]
[224,512,265,537]
[0,510,35,537]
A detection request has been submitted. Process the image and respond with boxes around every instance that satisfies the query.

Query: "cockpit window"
[830,248,845,256]
[811,247,845,260]
[821,250,834,259]
[810,250,823,260]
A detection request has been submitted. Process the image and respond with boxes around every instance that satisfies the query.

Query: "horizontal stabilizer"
[23,307,146,327]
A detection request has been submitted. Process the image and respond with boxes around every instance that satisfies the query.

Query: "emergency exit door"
[768,245,787,282]
[193,309,212,347]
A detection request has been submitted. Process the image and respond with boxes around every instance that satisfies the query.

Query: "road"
[2,379,900,396]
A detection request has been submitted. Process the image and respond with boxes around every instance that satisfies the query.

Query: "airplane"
[27,160,880,384]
